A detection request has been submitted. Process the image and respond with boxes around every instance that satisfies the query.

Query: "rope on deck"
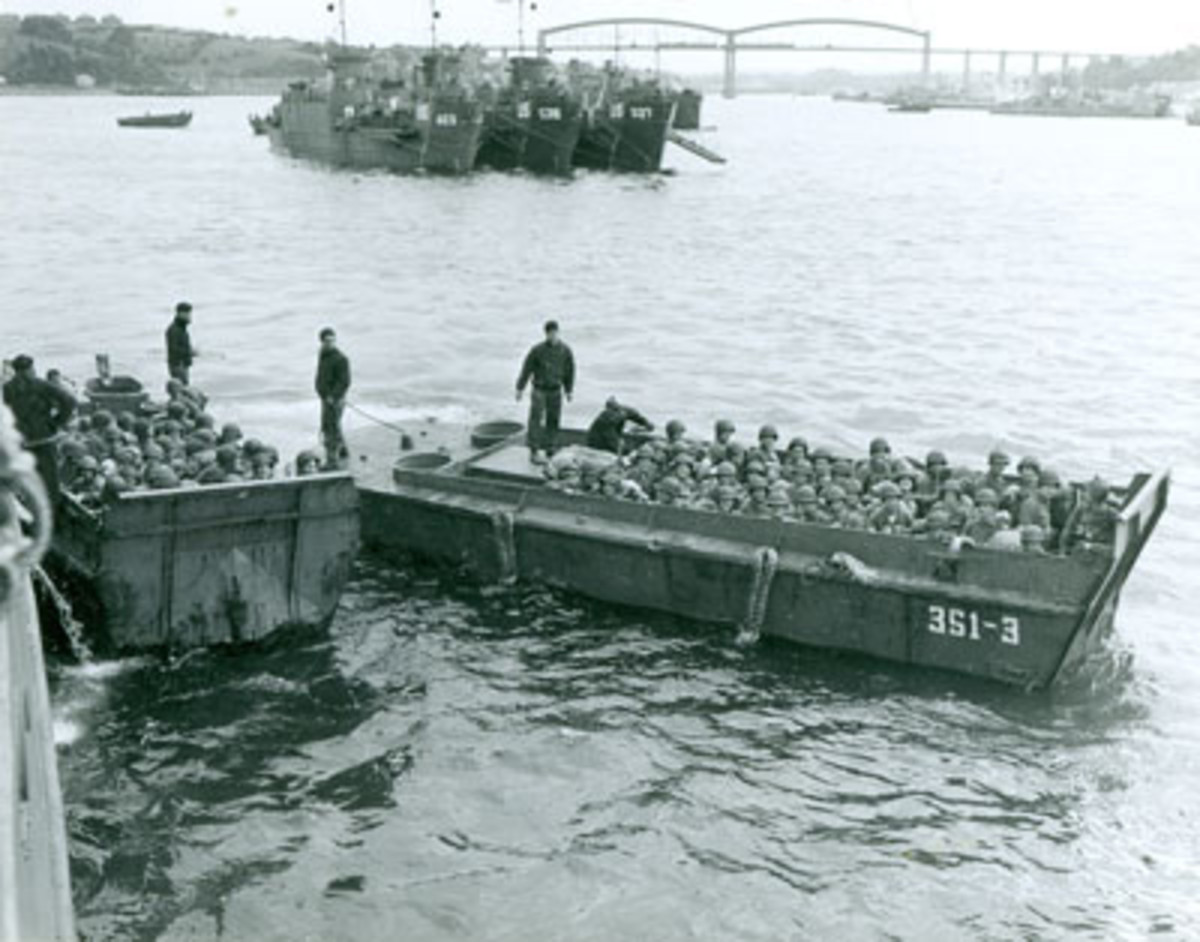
[737,547,779,647]
[490,510,518,585]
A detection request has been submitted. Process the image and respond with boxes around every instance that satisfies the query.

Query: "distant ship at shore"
[990,91,1172,119]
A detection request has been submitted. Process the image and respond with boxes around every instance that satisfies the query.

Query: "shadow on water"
[55,613,421,940]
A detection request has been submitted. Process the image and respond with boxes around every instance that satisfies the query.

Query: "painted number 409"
[928,605,1020,646]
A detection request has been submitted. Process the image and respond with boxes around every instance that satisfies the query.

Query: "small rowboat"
[116,111,193,129]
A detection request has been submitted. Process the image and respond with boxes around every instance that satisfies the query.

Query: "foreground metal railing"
[0,404,75,942]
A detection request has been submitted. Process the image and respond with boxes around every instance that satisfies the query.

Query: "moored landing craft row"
[260,51,693,175]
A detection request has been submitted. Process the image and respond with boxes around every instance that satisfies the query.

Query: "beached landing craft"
[477,57,584,176]
[570,65,676,173]
[268,50,484,174]
[1,413,75,942]
[351,422,1168,689]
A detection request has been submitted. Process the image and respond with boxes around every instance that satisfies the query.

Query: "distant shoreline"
[0,86,282,97]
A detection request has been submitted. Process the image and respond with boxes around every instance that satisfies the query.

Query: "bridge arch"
[538,18,729,55]
[730,17,928,40]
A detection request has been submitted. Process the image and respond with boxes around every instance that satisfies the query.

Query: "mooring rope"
[490,510,518,585]
[737,547,779,646]
[345,401,411,436]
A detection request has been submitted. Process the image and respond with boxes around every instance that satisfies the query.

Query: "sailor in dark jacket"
[165,301,196,385]
[586,397,654,455]
[314,327,351,469]
[516,320,575,460]
[3,354,77,501]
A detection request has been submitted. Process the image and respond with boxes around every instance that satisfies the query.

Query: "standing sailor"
[586,396,653,454]
[2,354,77,501]
[314,327,351,470]
[165,301,197,385]
[516,320,575,462]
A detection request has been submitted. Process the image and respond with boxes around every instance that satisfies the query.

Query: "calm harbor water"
[3,93,1200,940]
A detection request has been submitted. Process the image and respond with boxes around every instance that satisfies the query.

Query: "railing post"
[536,29,546,56]
[921,32,931,86]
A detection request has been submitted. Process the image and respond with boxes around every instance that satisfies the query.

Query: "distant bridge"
[532,17,1118,97]
[538,17,932,97]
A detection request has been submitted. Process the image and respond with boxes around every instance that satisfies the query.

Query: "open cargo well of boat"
[352,422,1169,689]
[48,472,360,652]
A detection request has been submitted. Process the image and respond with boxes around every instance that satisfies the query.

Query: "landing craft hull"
[575,95,675,173]
[351,423,1169,688]
[270,97,482,174]
[521,98,583,175]
[479,97,583,175]
[48,474,360,653]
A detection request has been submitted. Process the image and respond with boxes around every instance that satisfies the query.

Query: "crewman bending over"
[516,320,575,462]
[586,397,654,454]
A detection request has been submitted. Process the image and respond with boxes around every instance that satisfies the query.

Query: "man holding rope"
[315,327,351,470]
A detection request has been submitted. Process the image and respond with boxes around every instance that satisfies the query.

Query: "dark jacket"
[315,347,351,401]
[3,374,77,444]
[517,340,575,395]
[165,318,194,370]
[586,404,651,454]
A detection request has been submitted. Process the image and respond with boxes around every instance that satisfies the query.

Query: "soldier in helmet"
[869,481,914,534]
[665,419,687,446]
[749,424,781,464]
[1066,476,1119,549]
[978,449,1011,497]
[1020,524,1049,555]
[709,418,736,463]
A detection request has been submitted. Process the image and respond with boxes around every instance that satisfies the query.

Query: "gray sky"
[3,0,1197,56]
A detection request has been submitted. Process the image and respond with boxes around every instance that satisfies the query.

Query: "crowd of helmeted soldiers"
[55,379,325,508]
[545,418,1121,554]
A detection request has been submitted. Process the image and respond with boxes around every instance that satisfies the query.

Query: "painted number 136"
[928,605,1020,646]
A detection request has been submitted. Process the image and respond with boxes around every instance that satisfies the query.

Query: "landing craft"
[267,50,485,174]
[351,420,1168,689]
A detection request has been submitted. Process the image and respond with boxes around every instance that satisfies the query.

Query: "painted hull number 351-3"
[927,604,1021,646]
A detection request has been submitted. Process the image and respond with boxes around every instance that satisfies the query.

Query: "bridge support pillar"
[1031,51,1041,77]
[536,30,546,56]
[962,50,972,93]
[921,32,931,85]
[722,34,737,98]
[997,50,1008,85]
[1060,53,1070,83]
